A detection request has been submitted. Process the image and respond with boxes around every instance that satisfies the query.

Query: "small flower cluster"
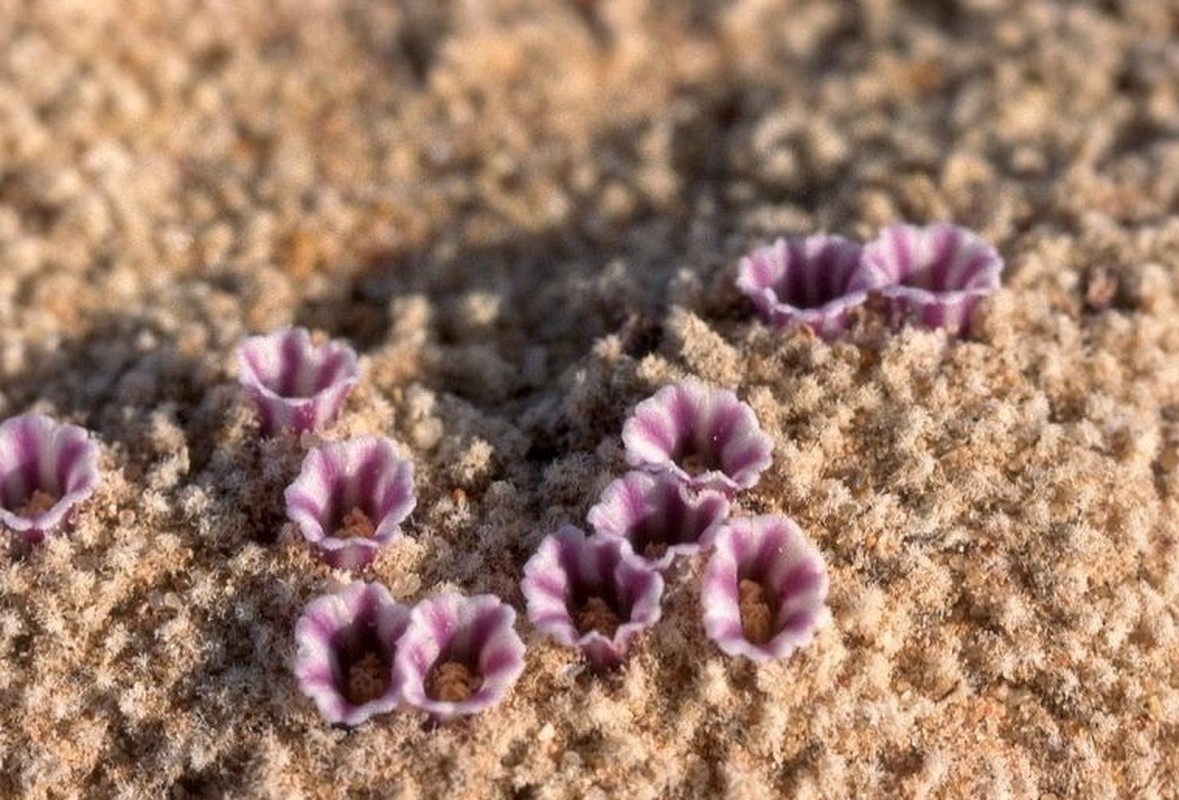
[235,328,525,726]
[522,380,830,666]
[736,222,1003,338]
[236,328,417,569]
[295,582,525,726]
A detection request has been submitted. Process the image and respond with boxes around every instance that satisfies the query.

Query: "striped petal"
[236,327,360,436]
[293,581,410,727]
[621,381,772,494]
[861,223,1002,334]
[522,525,664,667]
[736,234,876,338]
[285,437,416,570]
[587,471,729,570]
[702,515,829,662]
[0,414,100,545]
[394,593,526,723]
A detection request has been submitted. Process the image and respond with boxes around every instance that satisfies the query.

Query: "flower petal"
[236,327,360,436]
[861,223,1002,334]
[736,234,875,338]
[285,437,416,570]
[394,593,526,722]
[622,381,772,494]
[702,515,829,662]
[522,525,663,668]
[0,414,100,545]
[293,581,410,727]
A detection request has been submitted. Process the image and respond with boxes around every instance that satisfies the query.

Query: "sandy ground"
[2,0,1179,797]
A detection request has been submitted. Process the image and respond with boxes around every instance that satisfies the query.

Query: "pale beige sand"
[2,1,1179,797]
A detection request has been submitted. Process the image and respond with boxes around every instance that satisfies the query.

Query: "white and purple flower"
[394,593,526,723]
[702,515,829,662]
[285,437,416,570]
[293,581,411,727]
[522,525,664,668]
[0,413,100,545]
[861,222,1003,333]
[236,327,360,436]
[587,471,729,571]
[621,381,773,494]
[736,234,877,338]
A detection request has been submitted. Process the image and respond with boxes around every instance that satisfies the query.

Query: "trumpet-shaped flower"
[293,581,411,726]
[285,437,416,570]
[587,470,729,570]
[522,525,664,667]
[237,327,360,436]
[736,234,876,337]
[394,593,526,722]
[622,381,772,494]
[862,222,1002,333]
[0,414,100,545]
[702,515,829,661]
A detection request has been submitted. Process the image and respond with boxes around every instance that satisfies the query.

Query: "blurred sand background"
[2,0,1179,797]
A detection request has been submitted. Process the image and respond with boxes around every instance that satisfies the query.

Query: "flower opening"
[285,436,416,570]
[522,525,664,668]
[293,581,410,726]
[736,234,876,337]
[587,470,729,570]
[862,222,1002,333]
[236,327,360,436]
[394,593,525,722]
[702,515,829,661]
[621,381,773,494]
[0,414,100,545]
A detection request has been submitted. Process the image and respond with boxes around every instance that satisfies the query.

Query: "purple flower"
[702,515,829,662]
[293,581,411,726]
[285,437,416,570]
[736,234,877,338]
[587,470,729,570]
[621,381,773,494]
[394,593,526,723]
[521,525,664,668]
[861,222,1003,333]
[0,414,100,545]
[236,327,360,436]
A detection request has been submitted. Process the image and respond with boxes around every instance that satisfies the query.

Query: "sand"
[2,0,1179,797]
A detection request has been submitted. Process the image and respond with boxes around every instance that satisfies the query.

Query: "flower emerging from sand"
[0,413,100,545]
[587,470,729,570]
[394,593,526,722]
[736,234,876,338]
[702,515,829,662]
[522,525,664,667]
[622,381,773,494]
[293,581,411,727]
[285,437,416,570]
[861,222,1002,333]
[236,327,360,436]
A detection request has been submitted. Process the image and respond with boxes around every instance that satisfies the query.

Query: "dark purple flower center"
[629,487,702,555]
[574,596,622,638]
[738,578,775,645]
[771,241,858,308]
[334,507,376,540]
[12,489,57,518]
[344,650,390,706]
[333,621,392,706]
[427,660,481,702]
[677,447,720,476]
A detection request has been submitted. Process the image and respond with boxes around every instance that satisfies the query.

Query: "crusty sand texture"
[2,1,1179,797]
